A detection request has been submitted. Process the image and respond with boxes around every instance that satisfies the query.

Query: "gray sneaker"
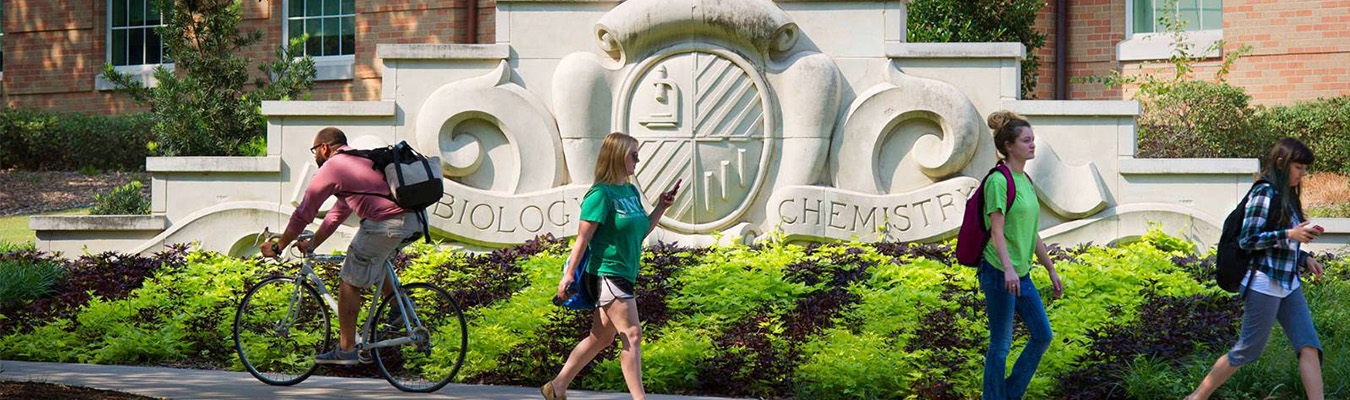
[314,348,360,365]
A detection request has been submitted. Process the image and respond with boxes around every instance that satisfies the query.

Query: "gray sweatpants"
[1227,288,1323,367]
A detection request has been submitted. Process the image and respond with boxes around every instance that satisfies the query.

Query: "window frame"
[98,0,174,90]
[1126,0,1223,38]
[1119,0,1224,62]
[281,0,357,81]
[105,0,172,69]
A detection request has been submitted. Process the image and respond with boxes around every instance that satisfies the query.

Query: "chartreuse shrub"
[2,228,1345,399]
[0,251,271,364]
[457,253,566,380]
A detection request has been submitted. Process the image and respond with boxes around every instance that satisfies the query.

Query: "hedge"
[0,109,153,171]
[2,231,1348,399]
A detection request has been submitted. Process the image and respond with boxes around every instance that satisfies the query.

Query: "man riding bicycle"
[261,127,421,365]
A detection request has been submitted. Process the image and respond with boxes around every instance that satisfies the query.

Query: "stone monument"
[35,0,1286,256]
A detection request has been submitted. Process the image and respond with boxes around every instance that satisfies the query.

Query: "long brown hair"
[594,132,638,185]
[1260,137,1315,228]
[986,110,1031,160]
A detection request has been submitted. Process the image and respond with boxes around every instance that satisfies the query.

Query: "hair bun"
[986,110,1025,131]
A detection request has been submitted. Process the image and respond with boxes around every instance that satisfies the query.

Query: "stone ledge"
[1118,30,1222,62]
[1002,100,1141,116]
[886,43,1025,60]
[30,215,167,231]
[1314,218,1350,233]
[313,56,356,81]
[260,101,396,117]
[146,157,282,173]
[1119,158,1259,175]
[376,44,510,60]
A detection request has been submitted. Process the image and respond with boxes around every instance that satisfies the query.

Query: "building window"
[1131,0,1222,35]
[109,0,170,66]
[286,0,355,57]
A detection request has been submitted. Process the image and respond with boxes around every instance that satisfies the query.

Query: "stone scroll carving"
[1026,137,1110,218]
[415,61,565,194]
[832,72,982,194]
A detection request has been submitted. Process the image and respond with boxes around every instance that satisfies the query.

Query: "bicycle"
[232,228,467,393]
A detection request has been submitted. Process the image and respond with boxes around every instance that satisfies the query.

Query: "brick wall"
[6,1,1346,113]
[1063,0,1127,100]
[3,0,111,110]
[1221,0,1350,104]
[2,0,489,113]
[1045,0,1350,105]
[1032,1,1056,99]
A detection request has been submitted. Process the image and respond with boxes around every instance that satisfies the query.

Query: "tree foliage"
[907,0,1048,98]
[102,0,316,157]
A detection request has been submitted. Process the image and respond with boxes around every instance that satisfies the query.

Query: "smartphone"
[668,179,683,196]
[1311,224,1325,236]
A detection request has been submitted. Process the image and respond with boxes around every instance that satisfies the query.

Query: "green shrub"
[1123,280,1350,400]
[0,257,65,304]
[1308,203,1350,218]
[907,0,1047,98]
[1137,92,1350,175]
[584,324,713,394]
[668,244,812,331]
[0,109,153,171]
[0,251,276,365]
[1137,81,1270,159]
[1,230,1346,398]
[91,181,150,215]
[0,241,36,253]
[458,254,566,379]
[1259,96,1350,175]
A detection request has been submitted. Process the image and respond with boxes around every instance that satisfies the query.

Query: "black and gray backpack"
[1215,180,1281,297]
[338,141,443,243]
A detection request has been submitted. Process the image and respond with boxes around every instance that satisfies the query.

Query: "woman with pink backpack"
[971,111,1065,400]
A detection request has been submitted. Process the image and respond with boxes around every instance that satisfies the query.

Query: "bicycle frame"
[281,254,427,352]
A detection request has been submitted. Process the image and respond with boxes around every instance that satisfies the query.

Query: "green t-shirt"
[981,171,1040,277]
[580,183,649,283]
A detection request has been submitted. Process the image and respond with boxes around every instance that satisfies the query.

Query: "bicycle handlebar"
[255,227,317,258]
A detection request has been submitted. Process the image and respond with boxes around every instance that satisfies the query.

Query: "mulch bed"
[0,381,162,400]
[0,170,149,216]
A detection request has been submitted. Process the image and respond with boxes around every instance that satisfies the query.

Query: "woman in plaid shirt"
[1188,138,1328,400]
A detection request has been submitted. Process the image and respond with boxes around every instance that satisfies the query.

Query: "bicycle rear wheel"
[234,276,332,386]
[371,282,467,393]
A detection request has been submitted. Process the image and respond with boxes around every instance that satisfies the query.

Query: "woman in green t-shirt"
[542,132,680,400]
[977,111,1065,400]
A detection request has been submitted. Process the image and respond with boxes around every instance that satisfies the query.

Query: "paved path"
[0,360,736,400]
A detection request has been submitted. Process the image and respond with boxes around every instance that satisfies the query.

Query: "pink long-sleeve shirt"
[285,146,405,239]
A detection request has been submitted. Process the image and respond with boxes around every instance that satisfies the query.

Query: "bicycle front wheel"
[371,282,467,393]
[234,276,332,386]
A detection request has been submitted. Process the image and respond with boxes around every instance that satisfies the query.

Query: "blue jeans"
[977,260,1054,400]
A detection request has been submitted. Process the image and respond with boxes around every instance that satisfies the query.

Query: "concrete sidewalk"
[0,360,736,400]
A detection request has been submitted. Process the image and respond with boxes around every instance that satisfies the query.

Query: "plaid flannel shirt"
[1238,183,1310,291]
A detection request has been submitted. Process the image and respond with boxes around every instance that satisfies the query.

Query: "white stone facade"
[39,0,1335,257]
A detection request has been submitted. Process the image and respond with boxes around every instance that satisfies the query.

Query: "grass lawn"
[0,208,89,246]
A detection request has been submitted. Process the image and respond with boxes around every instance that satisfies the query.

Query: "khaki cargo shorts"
[340,212,421,288]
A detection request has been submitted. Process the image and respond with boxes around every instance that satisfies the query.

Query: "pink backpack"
[955,163,1017,266]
